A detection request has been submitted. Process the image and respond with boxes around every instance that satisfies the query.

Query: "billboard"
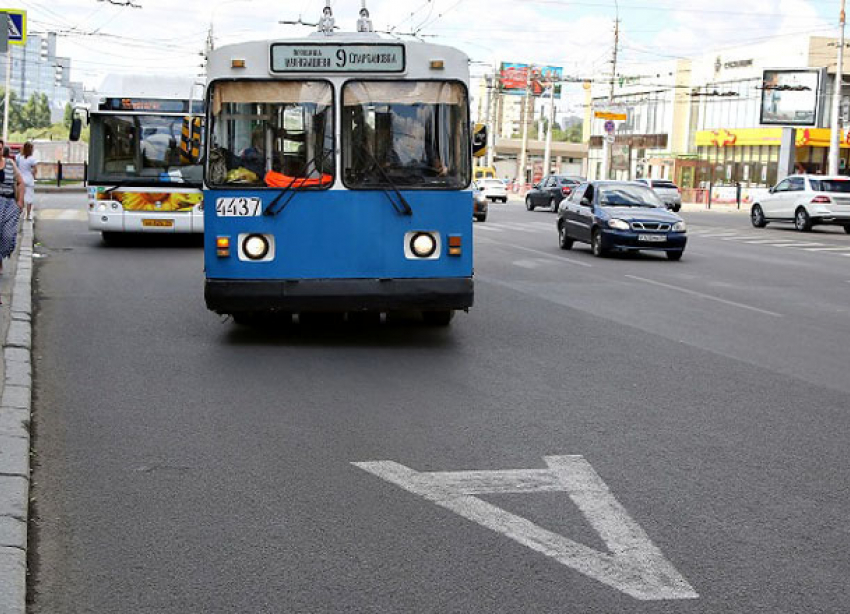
[499,63,562,98]
[760,69,821,127]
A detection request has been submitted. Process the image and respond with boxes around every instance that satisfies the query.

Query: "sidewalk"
[0,219,35,614]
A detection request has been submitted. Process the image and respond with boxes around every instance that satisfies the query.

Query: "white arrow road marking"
[352,456,699,601]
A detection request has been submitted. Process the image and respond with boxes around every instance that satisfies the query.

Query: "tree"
[36,93,52,129]
[64,102,73,129]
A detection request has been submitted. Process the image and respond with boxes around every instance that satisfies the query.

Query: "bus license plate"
[638,234,666,242]
[216,197,262,217]
[142,219,174,227]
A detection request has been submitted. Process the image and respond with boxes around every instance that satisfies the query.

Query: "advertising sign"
[760,69,820,127]
[499,63,562,98]
[270,43,405,73]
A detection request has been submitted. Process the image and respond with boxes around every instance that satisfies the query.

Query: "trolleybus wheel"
[422,310,455,326]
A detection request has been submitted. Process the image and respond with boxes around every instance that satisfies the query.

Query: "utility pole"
[830,0,846,176]
[2,12,10,144]
[516,66,533,189]
[601,6,619,180]
[543,77,555,177]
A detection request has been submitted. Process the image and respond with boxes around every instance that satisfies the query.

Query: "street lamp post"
[830,0,846,176]
[601,0,619,180]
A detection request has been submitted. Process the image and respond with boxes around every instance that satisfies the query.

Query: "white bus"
[73,76,205,242]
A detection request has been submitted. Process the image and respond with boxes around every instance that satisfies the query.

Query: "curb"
[35,185,86,194]
[0,220,34,614]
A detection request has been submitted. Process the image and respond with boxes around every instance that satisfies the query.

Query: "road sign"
[354,455,699,601]
[0,9,26,46]
[595,111,627,121]
[605,134,615,144]
[604,120,616,134]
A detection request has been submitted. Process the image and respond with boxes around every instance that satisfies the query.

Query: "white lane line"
[698,232,740,238]
[744,239,802,244]
[353,456,698,601]
[474,225,504,233]
[770,242,827,248]
[803,246,850,252]
[504,242,594,267]
[718,235,765,241]
[36,208,87,221]
[513,259,541,269]
[624,275,783,318]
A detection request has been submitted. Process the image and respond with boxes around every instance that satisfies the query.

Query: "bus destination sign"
[270,43,405,73]
[99,98,203,114]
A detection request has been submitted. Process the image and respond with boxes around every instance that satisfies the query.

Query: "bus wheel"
[422,310,455,326]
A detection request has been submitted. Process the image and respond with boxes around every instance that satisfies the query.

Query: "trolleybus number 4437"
[216,197,262,217]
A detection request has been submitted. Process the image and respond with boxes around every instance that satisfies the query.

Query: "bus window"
[208,81,333,188]
[90,114,203,184]
[342,81,470,189]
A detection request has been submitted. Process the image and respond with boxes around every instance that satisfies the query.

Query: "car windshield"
[809,179,850,193]
[652,181,677,189]
[557,178,579,185]
[598,184,664,207]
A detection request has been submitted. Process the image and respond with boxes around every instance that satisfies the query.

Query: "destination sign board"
[270,43,405,73]
[99,98,203,113]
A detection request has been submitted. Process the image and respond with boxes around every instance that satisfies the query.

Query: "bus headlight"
[410,232,438,258]
[242,234,270,260]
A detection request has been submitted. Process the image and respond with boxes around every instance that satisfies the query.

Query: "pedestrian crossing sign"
[0,9,26,46]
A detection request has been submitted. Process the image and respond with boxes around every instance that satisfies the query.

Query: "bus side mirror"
[69,117,82,142]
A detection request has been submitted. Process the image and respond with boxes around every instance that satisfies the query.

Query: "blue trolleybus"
[202,13,473,326]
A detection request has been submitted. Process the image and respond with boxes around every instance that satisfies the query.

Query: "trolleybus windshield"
[207,81,334,188]
[342,81,470,189]
[88,113,203,185]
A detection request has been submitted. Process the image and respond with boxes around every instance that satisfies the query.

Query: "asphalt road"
[27,193,850,613]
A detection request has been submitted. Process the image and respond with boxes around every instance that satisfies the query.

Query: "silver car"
[634,178,682,212]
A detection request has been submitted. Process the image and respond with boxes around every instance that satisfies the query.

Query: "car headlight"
[608,219,630,231]
[410,232,438,258]
[672,221,687,233]
[242,234,270,260]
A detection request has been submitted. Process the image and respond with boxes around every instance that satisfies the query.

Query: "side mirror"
[768,187,775,194]
[69,117,82,142]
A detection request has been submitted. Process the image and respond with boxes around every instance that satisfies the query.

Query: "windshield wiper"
[263,148,333,217]
[356,145,413,216]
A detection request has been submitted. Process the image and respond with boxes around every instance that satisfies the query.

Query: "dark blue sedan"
[556,180,688,260]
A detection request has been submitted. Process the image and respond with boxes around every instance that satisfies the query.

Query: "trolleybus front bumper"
[205,277,474,314]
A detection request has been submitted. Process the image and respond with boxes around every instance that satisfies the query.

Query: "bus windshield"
[207,81,334,188]
[342,81,470,189]
[88,113,203,185]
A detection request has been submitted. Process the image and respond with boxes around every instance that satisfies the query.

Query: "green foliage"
[9,122,88,143]
[64,103,73,129]
[1,90,54,133]
[512,119,585,143]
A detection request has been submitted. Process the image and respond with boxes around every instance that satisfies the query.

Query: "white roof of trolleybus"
[95,74,204,102]
[205,31,469,83]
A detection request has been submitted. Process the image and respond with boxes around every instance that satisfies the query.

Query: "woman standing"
[0,146,24,276]
[16,142,37,221]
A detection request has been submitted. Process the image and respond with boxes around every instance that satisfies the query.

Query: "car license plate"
[142,219,174,227]
[216,197,262,217]
[638,234,666,242]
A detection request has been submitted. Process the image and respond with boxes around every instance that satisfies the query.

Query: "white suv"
[752,175,850,233]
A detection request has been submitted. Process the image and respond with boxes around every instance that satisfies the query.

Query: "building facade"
[585,34,850,196]
[0,32,84,122]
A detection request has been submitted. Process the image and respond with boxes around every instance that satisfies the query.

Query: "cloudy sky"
[12,0,839,106]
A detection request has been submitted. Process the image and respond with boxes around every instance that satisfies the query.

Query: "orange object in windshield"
[264,170,333,188]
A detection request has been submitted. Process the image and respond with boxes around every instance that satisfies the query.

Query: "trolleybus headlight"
[242,234,270,260]
[410,232,438,258]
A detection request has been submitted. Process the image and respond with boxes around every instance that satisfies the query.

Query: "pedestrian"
[0,141,24,279]
[16,141,37,220]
